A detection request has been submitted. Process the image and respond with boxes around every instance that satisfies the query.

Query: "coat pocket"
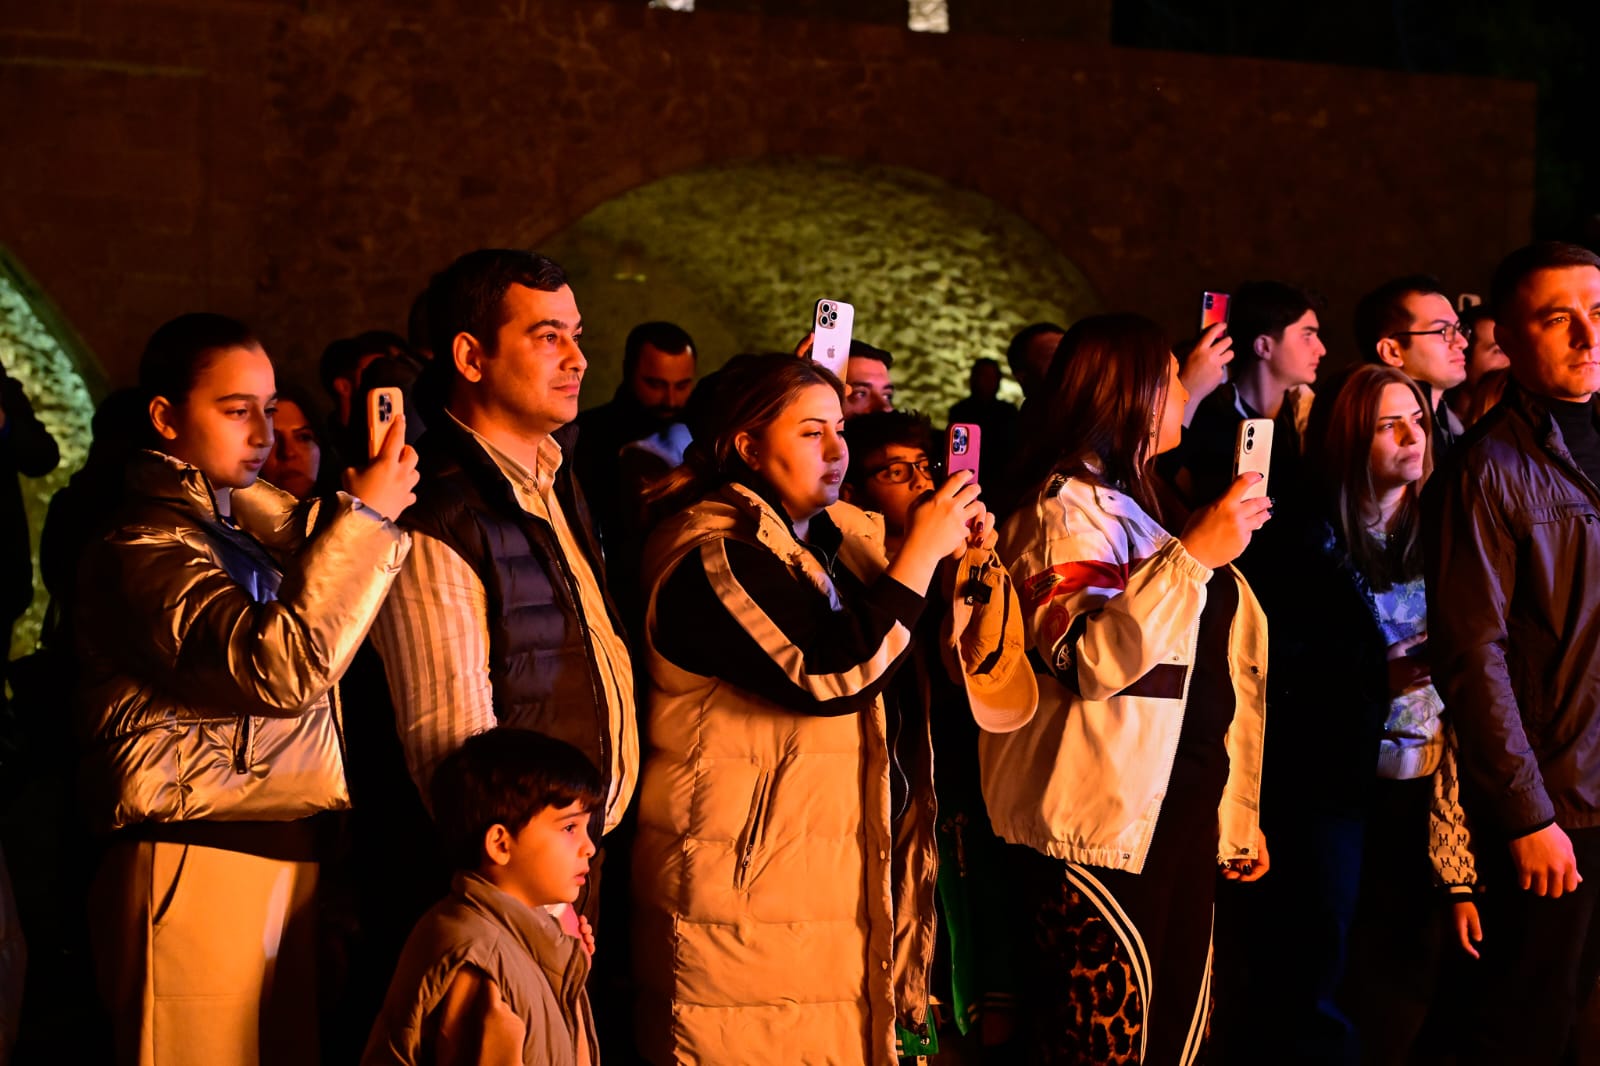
[733,769,775,890]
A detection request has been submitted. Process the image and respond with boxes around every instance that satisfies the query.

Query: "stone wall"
[1,0,1535,390]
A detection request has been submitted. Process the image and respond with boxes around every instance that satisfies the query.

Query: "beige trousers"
[89,840,320,1066]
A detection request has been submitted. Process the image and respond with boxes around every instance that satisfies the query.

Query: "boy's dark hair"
[430,728,603,872]
[1005,322,1064,380]
[843,409,937,490]
[1489,242,1600,320]
[848,339,894,368]
[139,312,260,404]
[1228,282,1323,370]
[623,321,696,380]
[1353,274,1447,363]
[423,249,570,377]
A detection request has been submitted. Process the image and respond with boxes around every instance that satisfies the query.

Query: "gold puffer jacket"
[75,450,409,831]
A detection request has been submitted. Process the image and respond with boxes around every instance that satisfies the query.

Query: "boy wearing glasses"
[1356,274,1471,455]
[839,411,939,552]
[842,410,1030,1057]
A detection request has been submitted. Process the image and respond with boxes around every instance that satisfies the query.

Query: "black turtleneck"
[1547,397,1600,490]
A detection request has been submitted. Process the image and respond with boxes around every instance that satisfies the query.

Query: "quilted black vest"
[401,418,623,783]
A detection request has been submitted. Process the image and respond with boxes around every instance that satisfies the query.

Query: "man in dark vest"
[370,249,637,912]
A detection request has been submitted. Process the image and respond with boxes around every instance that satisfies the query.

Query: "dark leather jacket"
[1425,381,1600,835]
[75,451,409,832]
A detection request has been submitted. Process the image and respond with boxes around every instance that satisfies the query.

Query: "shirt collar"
[445,409,562,497]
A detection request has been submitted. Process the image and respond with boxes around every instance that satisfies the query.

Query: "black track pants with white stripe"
[1025,798,1221,1066]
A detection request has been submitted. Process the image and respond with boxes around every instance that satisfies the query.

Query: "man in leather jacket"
[1424,241,1600,1065]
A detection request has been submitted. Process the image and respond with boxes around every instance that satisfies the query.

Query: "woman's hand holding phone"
[345,414,419,522]
[891,471,984,595]
[1178,323,1234,425]
[1178,472,1272,570]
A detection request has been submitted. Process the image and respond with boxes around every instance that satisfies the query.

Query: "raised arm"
[98,495,406,717]
[653,537,925,715]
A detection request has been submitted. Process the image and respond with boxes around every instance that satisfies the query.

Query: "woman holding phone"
[76,313,417,1066]
[630,353,1027,1065]
[987,313,1272,1065]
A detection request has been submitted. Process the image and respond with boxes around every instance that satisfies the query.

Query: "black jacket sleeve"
[653,537,925,716]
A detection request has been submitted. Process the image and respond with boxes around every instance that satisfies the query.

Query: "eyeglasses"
[867,458,935,484]
[1393,321,1470,344]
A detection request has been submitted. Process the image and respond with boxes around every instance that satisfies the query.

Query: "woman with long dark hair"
[1223,364,1478,1065]
[986,313,1273,1064]
[631,353,1030,1064]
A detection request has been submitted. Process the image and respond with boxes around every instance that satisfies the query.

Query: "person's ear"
[453,332,488,385]
[1375,337,1406,370]
[839,482,856,503]
[331,377,352,403]
[483,823,513,868]
[733,430,758,468]
[148,396,181,443]
[1253,334,1273,364]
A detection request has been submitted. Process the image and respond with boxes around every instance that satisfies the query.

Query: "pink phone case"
[947,423,982,481]
[1201,291,1230,331]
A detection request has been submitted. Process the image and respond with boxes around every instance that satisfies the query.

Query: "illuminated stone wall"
[0,254,98,659]
[545,159,1097,415]
[1,0,1535,394]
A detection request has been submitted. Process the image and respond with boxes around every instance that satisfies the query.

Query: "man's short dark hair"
[1005,322,1064,380]
[430,728,603,872]
[1353,274,1447,363]
[848,339,893,368]
[1489,242,1600,320]
[423,249,570,373]
[1228,282,1323,369]
[139,312,260,404]
[843,409,936,489]
[318,331,404,400]
[623,321,696,380]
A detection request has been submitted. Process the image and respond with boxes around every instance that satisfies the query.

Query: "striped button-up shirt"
[370,412,637,832]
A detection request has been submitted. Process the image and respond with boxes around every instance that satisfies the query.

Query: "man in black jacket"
[1425,241,1600,1065]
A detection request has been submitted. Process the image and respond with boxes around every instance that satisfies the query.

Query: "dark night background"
[1114,0,1599,243]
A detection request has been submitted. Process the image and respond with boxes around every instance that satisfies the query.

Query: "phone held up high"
[366,386,404,461]
[946,423,982,486]
[1200,291,1230,332]
[1232,417,1273,500]
[810,299,854,379]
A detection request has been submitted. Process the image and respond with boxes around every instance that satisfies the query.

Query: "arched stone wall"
[541,159,1098,413]
[1,0,1535,393]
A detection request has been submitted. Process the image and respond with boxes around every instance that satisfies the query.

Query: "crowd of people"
[0,238,1598,1066]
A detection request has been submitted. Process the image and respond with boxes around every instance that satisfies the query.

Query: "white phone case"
[1232,417,1273,500]
[811,299,854,378]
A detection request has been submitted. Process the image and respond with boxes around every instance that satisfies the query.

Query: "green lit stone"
[0,248,100,661]
[546,159,1097,417]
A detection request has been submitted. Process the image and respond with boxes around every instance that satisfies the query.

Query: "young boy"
[843,410,1028,1060]
[839,410,940,553]
[363,728,602,1066]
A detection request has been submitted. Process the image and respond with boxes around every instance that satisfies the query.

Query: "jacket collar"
[124,449,306,551]
[453,871,586,1012]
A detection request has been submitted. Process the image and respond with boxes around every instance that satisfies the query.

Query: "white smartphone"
[366,386,403,460]
[1233,417,1273,500]
[810,299,854,378]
